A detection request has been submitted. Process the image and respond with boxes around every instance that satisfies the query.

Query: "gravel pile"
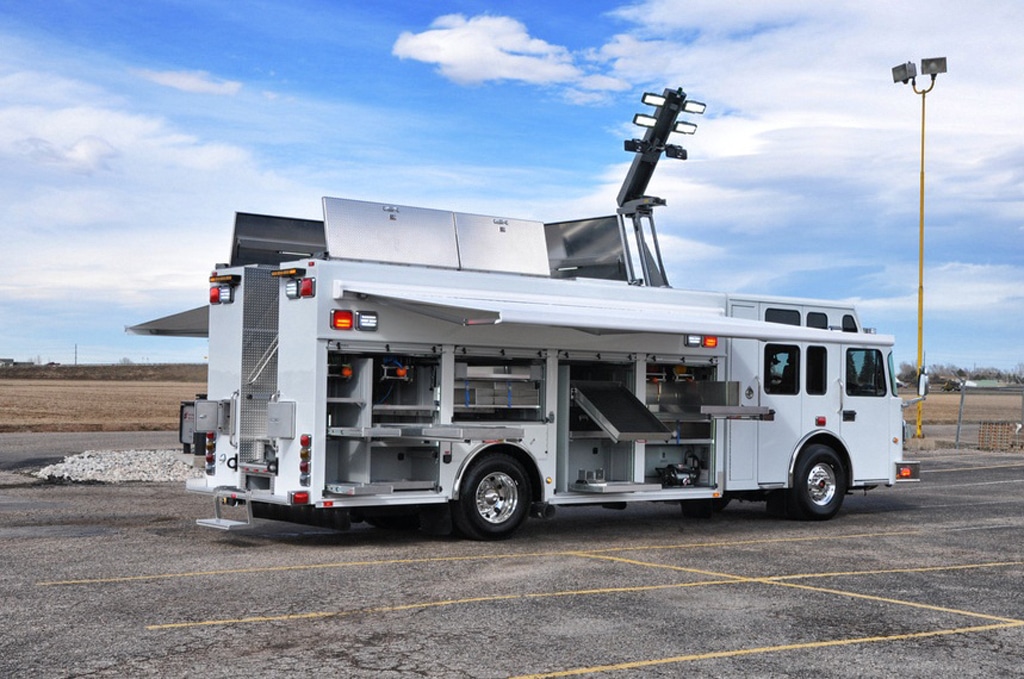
[36,450,203,484]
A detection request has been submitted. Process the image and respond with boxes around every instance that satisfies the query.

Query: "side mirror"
[917,372,929,398]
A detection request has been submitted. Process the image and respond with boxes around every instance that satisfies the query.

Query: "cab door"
[839,346,895,483]
[756,343,803,485]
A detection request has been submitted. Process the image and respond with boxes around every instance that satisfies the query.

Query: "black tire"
[788,444,847,520]
[452,453,531,541]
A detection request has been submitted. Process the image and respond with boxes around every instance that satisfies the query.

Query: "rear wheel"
[789,444,846,520]
[452,453,531,541]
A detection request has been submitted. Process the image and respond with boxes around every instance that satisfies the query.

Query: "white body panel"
[192,256,906,512]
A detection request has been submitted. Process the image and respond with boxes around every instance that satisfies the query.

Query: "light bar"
[633,113,658,128]
[641,92,667,107]
[271,267,307,278]
[674,120,698,135]
[682,100,706,114]
[209,274,240,284]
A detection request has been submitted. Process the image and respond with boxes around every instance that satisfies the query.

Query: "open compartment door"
[571,381,671,442]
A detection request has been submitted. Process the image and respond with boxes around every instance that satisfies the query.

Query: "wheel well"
[457,443,543,503]
[792,433,851,490]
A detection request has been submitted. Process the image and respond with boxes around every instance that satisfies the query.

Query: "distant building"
[0,358,13,367]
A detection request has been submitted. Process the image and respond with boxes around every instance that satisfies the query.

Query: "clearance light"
[815,416,827,427]
[332,310,354,330]
[204,432,216,475]
[299,433,311,487]
[702,336,718,348]
[290,491,309,505]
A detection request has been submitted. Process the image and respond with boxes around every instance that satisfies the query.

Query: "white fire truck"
[170,88,921,539]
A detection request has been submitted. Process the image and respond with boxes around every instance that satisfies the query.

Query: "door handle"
[842,410,857,422]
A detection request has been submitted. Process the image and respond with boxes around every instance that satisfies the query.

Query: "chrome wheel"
[475,471,519,524]
[806,462,837,507]
[453,453,532,540]
[788,444,846,521]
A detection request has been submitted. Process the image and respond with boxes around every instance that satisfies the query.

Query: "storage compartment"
[453,359,545,422]
[324,351,441,494]
[642,362,721,489]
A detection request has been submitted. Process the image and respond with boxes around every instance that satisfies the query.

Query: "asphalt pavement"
[0,444,1022,677]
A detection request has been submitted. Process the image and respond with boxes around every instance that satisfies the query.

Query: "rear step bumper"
[195,486,253,530]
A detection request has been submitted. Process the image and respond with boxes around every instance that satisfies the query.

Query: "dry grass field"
[0,364,205,433]
[0,364,1019,433]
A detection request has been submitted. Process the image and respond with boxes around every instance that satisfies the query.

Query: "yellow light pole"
[892,57,946,438]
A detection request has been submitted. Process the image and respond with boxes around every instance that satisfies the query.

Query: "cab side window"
[845,349,887,397]
[765,344,800,395]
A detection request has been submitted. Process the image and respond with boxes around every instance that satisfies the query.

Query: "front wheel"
[788,444,846,521]
[452,453,531,541]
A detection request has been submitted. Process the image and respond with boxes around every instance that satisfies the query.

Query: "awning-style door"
[571,381,671,442]
[339,282,894,346]
[126,306,209,338]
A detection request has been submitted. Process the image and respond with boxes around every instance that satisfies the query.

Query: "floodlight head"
[641,92,667,108]
[921,57,947,76]
[633,113,658,128]
[664,144,687,160]
[673,120,698,135]
[892,61,917,84]
[682,100,706,115]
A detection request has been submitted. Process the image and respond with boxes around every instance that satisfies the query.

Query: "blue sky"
[1,1,1022,370]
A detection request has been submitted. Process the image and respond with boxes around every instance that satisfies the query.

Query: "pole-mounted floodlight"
[891,57,946,439]
[892,61,917,84]
[920,57,947,76]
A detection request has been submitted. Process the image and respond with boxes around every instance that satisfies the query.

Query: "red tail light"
[332,310,354,330]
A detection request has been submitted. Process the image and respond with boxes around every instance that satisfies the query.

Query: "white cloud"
[392,13,630,93]
[14,135,118,173]
[134,68,242,95]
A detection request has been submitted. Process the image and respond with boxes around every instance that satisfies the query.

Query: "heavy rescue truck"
[177,88,922,539]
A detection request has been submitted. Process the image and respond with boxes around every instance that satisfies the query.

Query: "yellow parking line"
[509,621,1024,679]
[147,557,1024,631]
[146,580,742,630]
[38,529,920,587]
[771,560,1024,582]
